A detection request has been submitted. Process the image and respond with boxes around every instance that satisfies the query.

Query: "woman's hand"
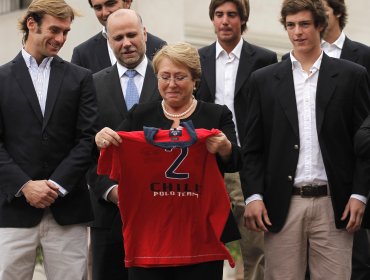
[95,127,122,149]
[206,132,232,161]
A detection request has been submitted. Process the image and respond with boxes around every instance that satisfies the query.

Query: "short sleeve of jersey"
[97,145,122,182]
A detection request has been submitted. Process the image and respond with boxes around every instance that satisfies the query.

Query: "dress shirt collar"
[102,27,108,39]
[21,48,53,69]
[116,55,148,78]
[290,51,323,73]
[321,31,346,50]
[215,38,243,60]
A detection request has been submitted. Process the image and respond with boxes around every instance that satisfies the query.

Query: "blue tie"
[125,69,139,110]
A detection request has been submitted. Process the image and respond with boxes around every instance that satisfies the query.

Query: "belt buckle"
[300,185,317,197]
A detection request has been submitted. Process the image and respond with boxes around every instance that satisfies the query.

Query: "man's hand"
[107,185,119,206]
[22,180,59,208]
[341,197,365,233]
[244,200,271,232]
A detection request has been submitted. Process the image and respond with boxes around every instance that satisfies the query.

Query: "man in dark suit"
[196,0,277,279]
[0,1,98,279]
[243,0,370,279]
[87,9,161,280]
[321,2,370,277]
[71,0,166,73]
[321,0,370,76]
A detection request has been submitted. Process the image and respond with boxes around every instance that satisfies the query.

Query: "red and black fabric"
[98,121,234,268]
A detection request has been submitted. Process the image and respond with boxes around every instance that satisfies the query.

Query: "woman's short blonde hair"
[152,42,202,89]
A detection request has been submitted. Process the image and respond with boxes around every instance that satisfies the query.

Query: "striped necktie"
[125,69,139,110]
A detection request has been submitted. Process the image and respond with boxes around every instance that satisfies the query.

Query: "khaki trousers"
[264,195,353,280]
[0,210,88,280]
[225,173,264,280]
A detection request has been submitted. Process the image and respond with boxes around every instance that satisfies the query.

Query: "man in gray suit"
[87,9,160,280]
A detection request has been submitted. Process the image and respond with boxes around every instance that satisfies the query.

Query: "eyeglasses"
[157,75,191,84]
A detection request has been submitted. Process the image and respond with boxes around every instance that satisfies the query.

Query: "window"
[0,0,32,15]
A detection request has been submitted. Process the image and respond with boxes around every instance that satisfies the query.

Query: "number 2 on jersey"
[165,147,189,179]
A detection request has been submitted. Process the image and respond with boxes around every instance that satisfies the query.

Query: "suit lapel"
[11,52,43,124]
[105,65,129,117]
[276,55,338,137]
[140,63,158,103]
[43,56,65,130]
[316,54,338,134]
[276,59,299,137]
[202,44,217,99]
[340,37,358,63]
[235,41,254,96]
[105,62,158,118]
[95,33,111,69]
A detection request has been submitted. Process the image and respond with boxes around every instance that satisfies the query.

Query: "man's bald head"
[106,9,147,68]
[106,8,142,34]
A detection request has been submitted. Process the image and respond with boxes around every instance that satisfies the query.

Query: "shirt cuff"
[103,185,118,201]
[245,194,263,205]
[48,179,68,197]
[15,180,31,197]
[351,194,367,205]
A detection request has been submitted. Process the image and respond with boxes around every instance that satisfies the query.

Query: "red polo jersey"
[98,124,234,268]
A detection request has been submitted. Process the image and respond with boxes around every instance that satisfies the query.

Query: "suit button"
[294,145,299,150]
[42,133,48,140]
[288,175,293,181]
[43,162,48,168]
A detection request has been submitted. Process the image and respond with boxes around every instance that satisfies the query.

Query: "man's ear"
[318,23,325,33]
[123,0,132,9]
[26,16,37,31]
[143,26,147,43]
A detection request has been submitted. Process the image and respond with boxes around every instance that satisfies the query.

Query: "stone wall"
[1,0,369,65]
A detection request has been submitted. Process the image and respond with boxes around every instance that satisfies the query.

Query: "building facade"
[1,0,369,64]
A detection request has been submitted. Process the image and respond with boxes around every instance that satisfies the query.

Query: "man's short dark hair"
[280,0,328,36]
[209,0,250,34]
[325,0,347,30]
[88,0,132,8]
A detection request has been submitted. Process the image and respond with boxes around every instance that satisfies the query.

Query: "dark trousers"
[91,213,128,280]
[351,229,370,280]
[128,260,224,280]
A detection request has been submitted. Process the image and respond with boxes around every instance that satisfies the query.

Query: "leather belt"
[292,185,328,197]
